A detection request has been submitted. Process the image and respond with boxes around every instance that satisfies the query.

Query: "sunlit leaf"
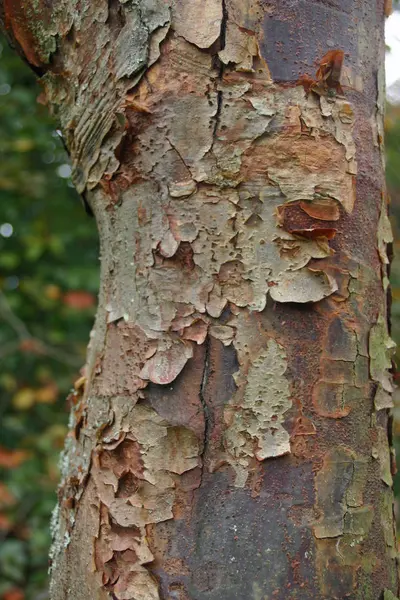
[44,284,61,300]
[13,138,34,152]
[0,447,29,468]
[62,290,96,309]
[35,384,58,404]
[0,374,17,392]
[0,483,16,509]
[0,513,13,532]
[12,388,36,410]
[2,588,25,600]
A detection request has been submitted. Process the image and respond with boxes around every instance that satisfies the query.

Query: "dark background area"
[0,25,400,600]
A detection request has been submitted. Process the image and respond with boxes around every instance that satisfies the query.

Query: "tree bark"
[1,0,398,598]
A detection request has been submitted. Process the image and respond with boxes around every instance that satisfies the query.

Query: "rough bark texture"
[1,1,399,598]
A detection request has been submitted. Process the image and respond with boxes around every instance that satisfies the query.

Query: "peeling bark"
[1,0,398,598]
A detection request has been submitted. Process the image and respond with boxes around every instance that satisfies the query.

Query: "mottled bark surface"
[1,0,399,598]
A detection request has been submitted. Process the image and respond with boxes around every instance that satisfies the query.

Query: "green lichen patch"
[369,315,396,394]
[224,338,291,486]
[384,590,400,600]
[343,506,373,536]
[314,448,368,539]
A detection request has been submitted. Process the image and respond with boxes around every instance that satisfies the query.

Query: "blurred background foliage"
[386,101,400,505]
[0,37,98,600]
[0,18,400,600]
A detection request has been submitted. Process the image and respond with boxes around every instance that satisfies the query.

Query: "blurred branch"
[0,290,83,368]
[33,340,83,368]
[0,290,31,340]
[0,339,20,359]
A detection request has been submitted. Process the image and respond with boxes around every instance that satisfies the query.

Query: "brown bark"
[1,1,398,598]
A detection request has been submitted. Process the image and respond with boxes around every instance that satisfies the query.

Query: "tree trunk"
[1,0,398,598]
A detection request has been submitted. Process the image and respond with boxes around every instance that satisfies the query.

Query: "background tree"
[1,1,399,599]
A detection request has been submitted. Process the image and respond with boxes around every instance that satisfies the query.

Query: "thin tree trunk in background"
[1,0,398,598]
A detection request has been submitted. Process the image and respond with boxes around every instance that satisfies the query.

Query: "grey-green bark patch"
[384,590,400,600]
[314,448,368,539]
[343,506,373,536]
[372,426,393,486]
[42,0,171,193]
[172,0,222,48]
[374,386,394,410]
[224,338,291,486]
[219,20,259,70]
[234,186,337,310]
[377,197,393,266]
[267,89,357,213]
[381,489,397,559]
[369,314,396,394]
[90,402,201,600]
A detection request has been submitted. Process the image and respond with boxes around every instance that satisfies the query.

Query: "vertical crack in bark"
[213,89,224,144]
[166,136,190,169]
[220,0,228,51]
[199,336,211,486]
[212,0,228,143]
